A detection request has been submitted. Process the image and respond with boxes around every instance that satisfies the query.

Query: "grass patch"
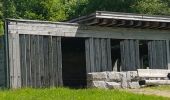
[0,88,169,100]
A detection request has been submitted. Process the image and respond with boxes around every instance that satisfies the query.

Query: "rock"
[107,72,122,82]
[126,71,138,81]
[106,82,121,89]
[87,72,107,81]
[128,82,140,89]
[89,81,107,89]
[120,72,128,88]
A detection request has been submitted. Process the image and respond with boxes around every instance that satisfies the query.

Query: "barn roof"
[69,11,170,30]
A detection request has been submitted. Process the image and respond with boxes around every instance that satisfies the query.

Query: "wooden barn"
[0,11,170,88]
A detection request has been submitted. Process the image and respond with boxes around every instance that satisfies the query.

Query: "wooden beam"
[133,21,142,28]
[8,21,170,40]
[86,19,99,26]
[105,19,117,27]
[115,20,126,27]
[139,80,170,85]
[158,23,167,29]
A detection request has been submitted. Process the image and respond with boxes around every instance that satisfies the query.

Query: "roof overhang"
[69,11,170,30]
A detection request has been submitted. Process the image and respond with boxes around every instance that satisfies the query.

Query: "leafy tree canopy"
[0,0,169,34]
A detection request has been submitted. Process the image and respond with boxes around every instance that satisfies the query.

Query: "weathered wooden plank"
[52,37,59,86]
[140,80,170,85]
[39,36,45,87]
[89,38,95,72]
[106,39,112,71]
[94,38,99,72]
[134,40,138,69]
[8,33,14,88]
[19,35,26,87]
[25,35,31,87]
[85,39,91,73]
[8,33,21,88]
[120,41,125,71]
[43,36,49,87]
[30,35,36,87]
[137,69,170,78]
[35,35,40,87]
[48,36,53,87]
[0,36,6,87]
[56,37,63,86]
[15,33,21,88]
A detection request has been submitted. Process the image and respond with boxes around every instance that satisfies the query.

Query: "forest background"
[0,0,170,35]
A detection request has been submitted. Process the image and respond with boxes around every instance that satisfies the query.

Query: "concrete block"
[126,71,138,81]
[120,72,128,88]
[107,72,122,82]
[87,72,107,81]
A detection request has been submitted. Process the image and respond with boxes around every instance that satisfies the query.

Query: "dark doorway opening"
[111,39,121,71]
[62,37,86,88]
[139,41,149,69]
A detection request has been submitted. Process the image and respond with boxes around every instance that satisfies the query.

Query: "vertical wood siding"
[85,38,112,73]
[148,40,168,69]
[0,36,6,88]
[17,35,63,88]
[120,40,140,71]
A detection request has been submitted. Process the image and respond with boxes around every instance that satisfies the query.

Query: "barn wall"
[8,33,63,88]
[6,19,170,88]
[85,38,112,73]
[148,40,168,69]
[0,36,6,88]
[120,40,140,71]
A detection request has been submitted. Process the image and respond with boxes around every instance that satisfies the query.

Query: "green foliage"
[0,0,170,22]
[132,0,170,15]
[2,0,67,21]
[0,88,168,100]
[0,0,169,35]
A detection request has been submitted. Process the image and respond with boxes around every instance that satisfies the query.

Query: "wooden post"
[8,33,21,88]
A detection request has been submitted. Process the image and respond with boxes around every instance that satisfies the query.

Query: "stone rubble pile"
[87,71,140,89]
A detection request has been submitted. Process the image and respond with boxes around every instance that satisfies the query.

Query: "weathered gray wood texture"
[120,40,140,71]
[85,38,112,73]
[8,33,21,88]
[19,35,63,88]
[148,40,168,69]
[137,69,170,78]
[0,36,6,88]
[8,20,170,40]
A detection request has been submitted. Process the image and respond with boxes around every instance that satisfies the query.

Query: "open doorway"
[62,37,86,88]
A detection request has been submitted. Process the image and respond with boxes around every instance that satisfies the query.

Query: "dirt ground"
[127,88,170,98]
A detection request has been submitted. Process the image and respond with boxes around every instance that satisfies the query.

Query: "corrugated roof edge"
[69,11,170,23]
